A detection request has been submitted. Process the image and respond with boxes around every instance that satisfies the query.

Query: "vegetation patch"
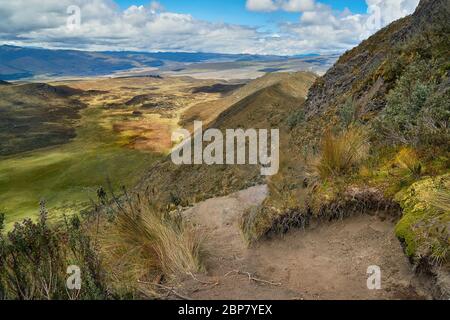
[0,83,86,156]
[0,188,205,300]
[98,191,205,298]
[395,174,450,265]
[309,126,369,180]
[0,205,108,300]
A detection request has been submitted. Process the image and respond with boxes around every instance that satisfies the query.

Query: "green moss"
[394,174,450,262]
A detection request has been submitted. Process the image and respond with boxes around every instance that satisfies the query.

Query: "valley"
[0,0,448,301]
[0,75,235,229]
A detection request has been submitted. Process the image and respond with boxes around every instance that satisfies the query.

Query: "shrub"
[312,126,370,180]
[375,61,449,146]
[287,109,305,129]
[338,98,359,128]
[0,202,107,300]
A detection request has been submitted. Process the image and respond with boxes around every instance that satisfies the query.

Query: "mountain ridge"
[304,0,449,117]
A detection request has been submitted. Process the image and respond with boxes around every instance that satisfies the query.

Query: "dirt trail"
[178,185,430,300]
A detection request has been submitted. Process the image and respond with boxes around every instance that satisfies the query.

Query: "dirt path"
[178,185,430,300]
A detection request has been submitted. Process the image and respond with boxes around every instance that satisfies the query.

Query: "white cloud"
[366,0,420,26]
[0,0,421,55]
[282,0,316,12]
[246,0,316,12]
[149,1,164,14]
[246,0,278,12]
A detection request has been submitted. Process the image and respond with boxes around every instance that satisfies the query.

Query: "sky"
[114,0,368,27]
[0,0,421,55]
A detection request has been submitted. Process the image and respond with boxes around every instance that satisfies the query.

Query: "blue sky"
[115,0,369,27]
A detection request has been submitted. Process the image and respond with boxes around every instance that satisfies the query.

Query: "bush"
[0,202,107,300]
[338,98,359,128]
[311,126,370,180]
[375,61,450,146]
[287,109,305,129]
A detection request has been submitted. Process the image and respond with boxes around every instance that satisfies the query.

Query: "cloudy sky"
[0,0,420,55]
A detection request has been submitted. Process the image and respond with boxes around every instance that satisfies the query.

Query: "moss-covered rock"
[395,174,450,264]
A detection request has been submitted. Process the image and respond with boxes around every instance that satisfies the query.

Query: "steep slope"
[304,0,449,117]
[250,0,449,299]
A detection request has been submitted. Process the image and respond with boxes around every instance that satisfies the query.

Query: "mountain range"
[0,45,331,81]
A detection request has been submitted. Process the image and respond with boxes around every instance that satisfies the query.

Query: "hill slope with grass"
[244,0,449,298]
[135,1,448,297]
[138,72,316,207]
[0,83,86,156]
[180,72,316,129]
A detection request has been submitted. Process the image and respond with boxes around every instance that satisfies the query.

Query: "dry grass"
[427,191,450,212]
[100,194,204,297]
[422,180,450,213]
[311,126,369,180]
[395,147,422,177]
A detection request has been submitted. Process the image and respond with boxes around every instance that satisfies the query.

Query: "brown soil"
[175,185,431,300]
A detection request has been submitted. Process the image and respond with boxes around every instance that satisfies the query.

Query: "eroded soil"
[175,185,430,300]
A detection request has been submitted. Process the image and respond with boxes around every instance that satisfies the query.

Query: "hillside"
[0,83,86,156]
[133,0,448,300]
[0,0,448,301]
[252,0,449,298]
[181,72,316,129]
[138,72,316,206]
[304,0,449,117]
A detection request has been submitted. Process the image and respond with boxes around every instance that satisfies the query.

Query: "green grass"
[0,106,162,229]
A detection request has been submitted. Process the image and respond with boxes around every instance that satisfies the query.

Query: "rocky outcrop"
[304,0,449,118]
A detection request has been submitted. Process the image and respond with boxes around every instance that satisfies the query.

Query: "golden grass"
[395,147,422,177]
[311,126,369,180]
[100,194,204,296]
[423,183,450,213]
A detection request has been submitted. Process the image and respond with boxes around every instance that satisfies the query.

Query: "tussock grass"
[100,193,204,296]
[426,191,450,212]
[311,126,369,180]
[396,147,422,178]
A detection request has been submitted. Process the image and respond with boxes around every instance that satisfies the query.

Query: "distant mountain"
[0,45,289,80]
